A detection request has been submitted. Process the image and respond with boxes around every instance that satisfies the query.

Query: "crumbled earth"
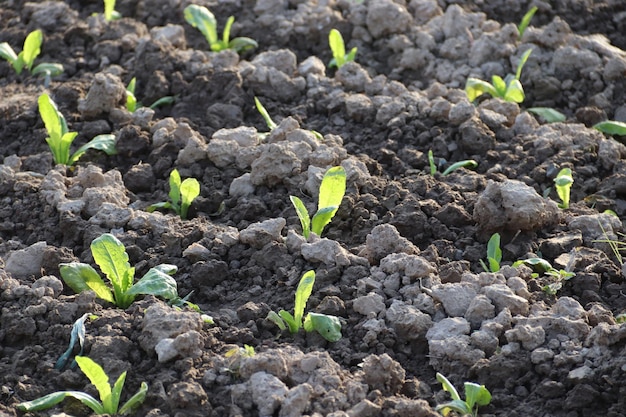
[2,1,626,416]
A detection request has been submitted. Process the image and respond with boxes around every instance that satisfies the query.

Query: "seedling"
[0,30,63,81]
[328,28,357,69]
[593,120,626,137]
[527,107,566,123]
[147,169,200,220]
[183,4,258,53]
[103,0,121,21]
[290,166,346,239]
[267,270,342,342]
[465,48,532,103]
[224,344,255,373]
[428,150,478,176]
[125,77,175,112]
[38,93,116,166]
[60,233,180,309]
[17,356,147,415]
[513,256,575,295]
[55,313,97,371]
[517,6,538,39]
[479,233,502,273]
[254,96,323,141]
[435,372,491,417]
[554,167,573,209]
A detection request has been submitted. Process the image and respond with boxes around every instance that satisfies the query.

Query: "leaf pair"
[147,169,200,220]
[554,167,573,209]
[428,150,478,176]
[38,94,116,166]
[0,30,64,82]
[465,49,532,103]
[479,233,502,273]
[60,233,180,309]
[435,373,491,417]
[267,271,342,342]
[125,77,175,112]
[18,356,147,415]
[184,5,257,53]
[328,29,357,69]
[290,166,346,239]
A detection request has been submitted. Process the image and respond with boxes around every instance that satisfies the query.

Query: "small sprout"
[254,96,277,140]
[38,93,117,166]
[328,28,357,69]
[290,166,346,239]
[517,6,538,39]
[267,270,342,342]
[103,0,122,21]
[593,120,626,137]
[60,233,181,309]
[17,356,147,415]
[527,107,567,123]
[0,29,64,82]
[480,233,502,273]
[125,77,176,112]
[428,150,478,176]
[184,4,257,53]
[224,344,255,372]
[55,313,97,371]
[554,168,573,209]
[465,49,532,103]
[147,169,200,220]
[513,255,576,294]
[435,372,492,417]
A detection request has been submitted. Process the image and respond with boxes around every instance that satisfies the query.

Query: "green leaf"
[293,270,315,329]
[17,391,104,414]
[21,30,43,73]
[329,29,346,68]
[38,93,63,144]
[55,313,92,370]
[118,381,148,415]
[515,49,533,81]
[168,169,182,211]
[290,195,311,239]
[31,62,64,77]
[593,120,626,136]
[255,97,277,131]
[60,262,115,304]
[435,399,473,416]
[512,257,553,272]
[126,77,137,112]
[305,312,342,342]
[126,264,178,301]
[90,234,135,307]
[0,42,18,64]
[318,166,346,211]
[184,5,218,47]
[146,201,172,213]
[465,78,498,102]
[554,168,573,209]
[222,16,234,46]
[149,95,176,109]
[75,356,112,411]
[108,371,127,414]
[486,233,502,272]
[346,47,358,63]
[428,149,436,176]
[103,0,117,21]
[68,134,117,166]
[228,37,258,53]
[436,373,462,401]
[278,310,299,333]
[503,79,525,103]
[311,205,338,237]
[527,107,567,123]
[518,6,538,39]
[442,160,478,176]
[464,382,491,409]
[267,311,287,331]
[179,177,200,220]
[491,75,507,97]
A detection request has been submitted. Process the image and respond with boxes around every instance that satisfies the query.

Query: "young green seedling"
[480,233,502,273]
[465,48,532,103]
[183,4,258,53]
[428,150,478,176]
[17,356,147,415]
[60,233,180,309]
[267,270,342,342]
[513,254,575,295]
[55,313,97,371]
[103,0,121,21]
[435,372,492,417]
[593,120,626,137]
[254,96,323,141]
[328,28,357,69]
[290,166,346,239]
[526,107,566,123]
[147,169,200,220]
[554,167,573,209]
[125,77,175,112]
[517,6,538,40]
[0,30,63,82]
[38,93,116,166]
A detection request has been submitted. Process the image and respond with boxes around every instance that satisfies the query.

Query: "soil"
[2,1,626,416]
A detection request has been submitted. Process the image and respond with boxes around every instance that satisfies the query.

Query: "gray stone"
[336,62,372,92]
[360,224,419,264]
[150,24,186,48]
[78,72,126,118]
[482,284,529,316]
[552,296,586,320]
[366,0,412,38]
[249,372,288,417]
[139,303,203,352]
[426,317,470,341]
[386,300,433,340]
[239,218,286,249]
[5,241,47,278]
[154,330,203,362]
[379,253,435,280]
[530,348,555,364]
[213,126,260,147]
[250,143,301,186]
[229,173,255,198]
[431,282,477,317]
[361,354,405,394]
[353,293,386,316]
[240,350,289,380]
[505,324,546,350]
[301,238,354,267]
[470,330,499,356]
[298,56,325,77]
[347,399,381,417]
[279,384,313,417]
[207,138,239,168]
